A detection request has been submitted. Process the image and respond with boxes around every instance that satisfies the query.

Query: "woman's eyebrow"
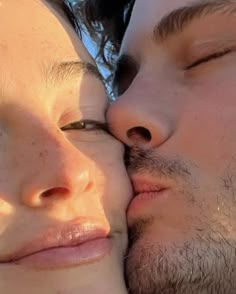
[45,61,104,85]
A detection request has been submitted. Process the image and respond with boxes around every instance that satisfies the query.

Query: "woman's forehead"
[0,0,94,67]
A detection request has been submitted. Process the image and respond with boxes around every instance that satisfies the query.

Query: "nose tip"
[107,100,173,149]
[20,148,92,208]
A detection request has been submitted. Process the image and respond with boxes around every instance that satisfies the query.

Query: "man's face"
[107,0,236,293]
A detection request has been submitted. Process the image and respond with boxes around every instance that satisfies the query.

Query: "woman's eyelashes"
[185,48,233,70]
[61,119,109,132]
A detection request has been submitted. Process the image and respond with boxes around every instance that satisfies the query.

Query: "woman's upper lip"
[1,218,110,263]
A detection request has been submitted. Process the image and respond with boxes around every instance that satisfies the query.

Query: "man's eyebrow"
[46,61,104,85]
[154,0,236,42]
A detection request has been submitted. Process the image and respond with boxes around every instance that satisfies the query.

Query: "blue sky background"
[83,34,97,57]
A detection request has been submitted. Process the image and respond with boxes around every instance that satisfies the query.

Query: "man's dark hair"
[74,0,135,70]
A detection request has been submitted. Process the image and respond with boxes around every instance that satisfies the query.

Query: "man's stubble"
[125,147,236,294]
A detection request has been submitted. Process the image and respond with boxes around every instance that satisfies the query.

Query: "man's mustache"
[125,146,192,180]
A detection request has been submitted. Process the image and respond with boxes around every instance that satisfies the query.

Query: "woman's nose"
[18,127,92,209]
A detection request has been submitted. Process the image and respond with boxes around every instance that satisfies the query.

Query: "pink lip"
[1,218,112,270]
[128,178,169,216]
[132,179,166,195]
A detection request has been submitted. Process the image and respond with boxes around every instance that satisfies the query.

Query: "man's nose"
[18,125,92,208]
[107,87,175,148]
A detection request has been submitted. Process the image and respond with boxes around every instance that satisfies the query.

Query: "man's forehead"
[131,0,233,20]
[130,0,196,27]
[121,0,236,51]
[121,0,192,51]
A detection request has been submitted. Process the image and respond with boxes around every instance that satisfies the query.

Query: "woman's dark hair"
[73,0,135,70]
[47,0,135,81]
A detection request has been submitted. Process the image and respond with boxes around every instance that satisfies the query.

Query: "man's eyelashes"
[185,48,233,70]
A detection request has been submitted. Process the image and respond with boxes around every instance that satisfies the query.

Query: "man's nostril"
[127,127,152,144]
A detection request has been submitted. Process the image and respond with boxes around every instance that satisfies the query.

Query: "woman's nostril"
[41,187,69,198]
[127,127,152,144]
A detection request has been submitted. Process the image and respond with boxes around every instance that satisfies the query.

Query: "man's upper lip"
[1,218,109,263]
[132,178,168,195]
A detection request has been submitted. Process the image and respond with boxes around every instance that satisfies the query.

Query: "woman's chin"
[0,246,127,294]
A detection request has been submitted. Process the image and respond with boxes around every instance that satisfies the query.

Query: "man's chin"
[125,228,236,294]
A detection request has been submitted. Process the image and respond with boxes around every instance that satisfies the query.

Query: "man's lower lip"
[11,238,112,270]
[128,190,168,215]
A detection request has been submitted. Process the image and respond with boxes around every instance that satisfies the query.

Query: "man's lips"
[133,179,167,195]
[128,178,169,217]
[0,218,112,269]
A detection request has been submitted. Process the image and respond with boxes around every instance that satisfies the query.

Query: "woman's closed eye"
[185,48,233,70]
[61,119,109,132]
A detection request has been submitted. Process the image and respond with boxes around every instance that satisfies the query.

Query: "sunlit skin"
[0,1,131,293]
[107,0,236,293]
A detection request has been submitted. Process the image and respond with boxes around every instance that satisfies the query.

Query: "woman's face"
[0,1,132,293]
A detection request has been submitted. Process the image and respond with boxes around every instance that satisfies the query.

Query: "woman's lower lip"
[13,238,112,270]
[128,190,169,216]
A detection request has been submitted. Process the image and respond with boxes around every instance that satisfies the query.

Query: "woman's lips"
[1,219,112,270]
[14,238,112,270]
